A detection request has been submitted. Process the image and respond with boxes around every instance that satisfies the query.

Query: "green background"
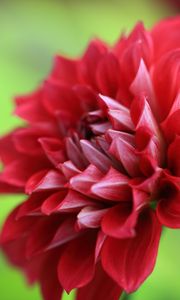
[0,0,179,299]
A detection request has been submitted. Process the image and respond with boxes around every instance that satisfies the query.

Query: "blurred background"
[0,0,179,299]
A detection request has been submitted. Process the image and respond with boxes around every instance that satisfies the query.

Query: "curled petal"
[109,136,140,177]
[91,167,130,201]
[70,164,103,197]
[26,170,66,194]
[39,137,66,167]
[77,206,108,230]
[80,140,111,173]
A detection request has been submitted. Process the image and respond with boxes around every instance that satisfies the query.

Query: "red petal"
[51,55,79,84]
[161,94,180,143]
[109,136,140,177]
[80,140,111,173]
[66,137,88,170]
[152,49,180,121]
[58,233,96,292]
[70,164,103,197]
[77,206,108,230]
[26,216,62,258]
[14,88,52,123]
[60,160,81,180]
[96,52,120,97]
[102,202,137,238]
[91,167,130,201]
[130,59,156,116]
[38,250,63,300]
[152,17,180,61]
[0,206,36,244]
[108,109,134,132]
[76,263,123,300]
[101,209,162,293]
[17,193,50,218]
[157,195,180,228]
[157,174,180,228]
[168,135,180,176]
[26,169,66,194]
[0,157,49,188]
[39,137,66,167]
[13,127,45,156]
[57,190,94,213]
[41,190,67,215]
[79,39,107,88]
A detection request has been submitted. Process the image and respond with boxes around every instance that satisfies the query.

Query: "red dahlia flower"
[165,0,180,9]
[1,17,180,300]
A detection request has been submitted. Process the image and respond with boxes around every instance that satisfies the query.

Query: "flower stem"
[121,292,132,300]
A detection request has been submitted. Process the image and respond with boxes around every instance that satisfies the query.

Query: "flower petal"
[76,263,123,300]
[101,209,162,293]
[91,167,130,201]
[58,233,96,292]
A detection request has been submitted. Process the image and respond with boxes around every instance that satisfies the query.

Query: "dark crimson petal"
[157,195,180,228]
[0,131,21,164]
[156,174,180,228]
[0,181,22,193]
[73,85,98,111]
[26,216,62,258]
[1,238,27,268]
[101,202,137,238]
[168,135,180,176]
[65,137,88,170]
[58,233,97,293]
[46,218,80,250]
[76,263,123,300]
[39,137,66,167]
[16,193,51,218]
[101,210,162,293]
[0,206,37,244]
[40,265,63,300]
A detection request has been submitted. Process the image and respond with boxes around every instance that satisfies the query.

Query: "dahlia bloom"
[166,0,180,9]
[1,17,180,300]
